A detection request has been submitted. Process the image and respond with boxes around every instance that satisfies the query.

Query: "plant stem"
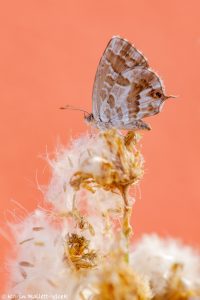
[120,184,133,262]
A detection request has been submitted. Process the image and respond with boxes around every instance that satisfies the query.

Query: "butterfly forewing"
[92,36,149,121]
[92,36,167,130]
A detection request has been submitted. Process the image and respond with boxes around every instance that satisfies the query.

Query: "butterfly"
[61,36,174,130]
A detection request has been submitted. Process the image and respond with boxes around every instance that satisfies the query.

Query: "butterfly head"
[84,113,95,125]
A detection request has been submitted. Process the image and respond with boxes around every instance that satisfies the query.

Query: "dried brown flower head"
[64,233,97,270]
[70,129,143,193]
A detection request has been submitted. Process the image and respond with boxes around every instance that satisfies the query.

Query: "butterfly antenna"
[60,105,90,117]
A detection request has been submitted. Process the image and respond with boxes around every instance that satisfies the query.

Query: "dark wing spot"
[106,50,127,73]
[155,91,162,98]
[116,107,123,120]
[148,89,163,99]
[116,75,130,86]
[105,75,115,86]
[107,95,115,109]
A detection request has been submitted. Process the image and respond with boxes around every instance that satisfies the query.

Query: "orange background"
[0,0,199,291]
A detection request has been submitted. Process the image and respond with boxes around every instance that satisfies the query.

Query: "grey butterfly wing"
[92,36,149,122]
[98,67,166,129]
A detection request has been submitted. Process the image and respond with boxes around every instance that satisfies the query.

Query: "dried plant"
[64,233,97,270]
[3,130,200,300]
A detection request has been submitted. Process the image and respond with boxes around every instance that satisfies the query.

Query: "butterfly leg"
[135,120,151,130]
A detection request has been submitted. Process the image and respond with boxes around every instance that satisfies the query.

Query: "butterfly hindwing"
[99,67,166,128]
